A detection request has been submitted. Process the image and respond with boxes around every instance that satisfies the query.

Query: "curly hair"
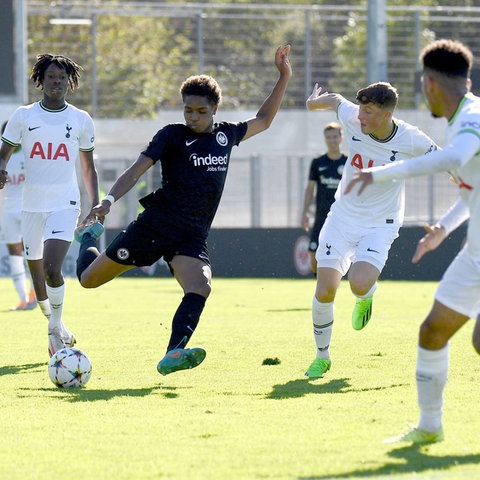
[30,53,83,91]
[421,39,473,78]
[180,75,222,106]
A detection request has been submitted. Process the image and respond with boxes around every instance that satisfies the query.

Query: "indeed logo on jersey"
[190,153,228,172]
[319,175,340,189]
[29,142,70,161]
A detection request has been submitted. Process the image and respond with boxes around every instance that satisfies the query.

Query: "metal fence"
[15,2,480,227]
[24,2,480,114]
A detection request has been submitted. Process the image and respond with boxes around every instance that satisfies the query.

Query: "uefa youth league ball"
[48,347,92,388]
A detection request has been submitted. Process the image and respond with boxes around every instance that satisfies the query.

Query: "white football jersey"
[2,148,25,211]
[373,93,480,262]
[2,101,94,212]
[332,100,436,227]
[444,94,480,260]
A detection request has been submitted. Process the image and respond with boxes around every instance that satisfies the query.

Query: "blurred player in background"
[0,121,36,311]
[346,39,480,444]
[75,44,292,376]
[301,122,347,274]
[0,54,100,356]
[304,81,436,379]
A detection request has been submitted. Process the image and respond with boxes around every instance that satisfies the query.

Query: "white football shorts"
[22,209,80,260]
[0,209,22,244]
[435,247,480,319]
[315,214,399,276]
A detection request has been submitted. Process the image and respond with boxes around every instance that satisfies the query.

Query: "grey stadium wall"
[0,225,466,281]
[102,225,467,281]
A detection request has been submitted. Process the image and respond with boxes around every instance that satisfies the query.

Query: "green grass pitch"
[1,277,479,479]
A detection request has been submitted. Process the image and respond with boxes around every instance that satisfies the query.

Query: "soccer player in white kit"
[305,82,436,379]
[0,122,36,310]
[0,54,100,356]
[346,39,480,444]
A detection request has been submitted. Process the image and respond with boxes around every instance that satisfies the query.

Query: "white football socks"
[9,255,28,303]
[46,283,65,328]
[416,343,449,433]
[38,299,51,319]
[312,296,334,359]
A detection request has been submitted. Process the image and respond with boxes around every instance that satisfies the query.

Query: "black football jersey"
[141,121,248,237]
[308,153,347,221]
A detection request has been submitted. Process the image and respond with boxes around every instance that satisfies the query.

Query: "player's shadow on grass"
[267,308,311,313]
[20,385,184,401]
[267,378,351,399]
[0,363,45,375]
[267,378,406,399]
[298,444,480,479]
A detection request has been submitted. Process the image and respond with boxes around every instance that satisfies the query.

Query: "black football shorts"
[105,217,210,268]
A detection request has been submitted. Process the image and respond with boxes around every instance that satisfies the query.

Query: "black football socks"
[76,233,99,281]
[167,292,206,351]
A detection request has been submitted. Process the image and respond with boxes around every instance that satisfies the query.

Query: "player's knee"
[419,319,448,349]
[197,282,211,298]
[43,263,62,285]
[79,276,93,288]
[348,272,372,296]
[349,280,371,297]
[184,280,211,299]
[472,316,480,355]
[419,321,433,343]
[315,284,336,303]
[472,334,480,355]
[78,272,100,289]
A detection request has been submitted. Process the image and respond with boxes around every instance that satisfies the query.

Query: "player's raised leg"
[349,262,379,330]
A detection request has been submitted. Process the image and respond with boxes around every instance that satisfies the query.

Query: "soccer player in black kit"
[75,44,292,376]
[301,123,347,274]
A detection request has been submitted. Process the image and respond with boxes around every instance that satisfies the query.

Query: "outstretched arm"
[242,44,292,141]
[345,133,480,195]
[411,224,447,264]
[306,83,344,111]
[412,198,469,263]
[79,153,154,227]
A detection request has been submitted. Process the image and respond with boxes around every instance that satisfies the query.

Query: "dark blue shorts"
[105,217,210,268]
